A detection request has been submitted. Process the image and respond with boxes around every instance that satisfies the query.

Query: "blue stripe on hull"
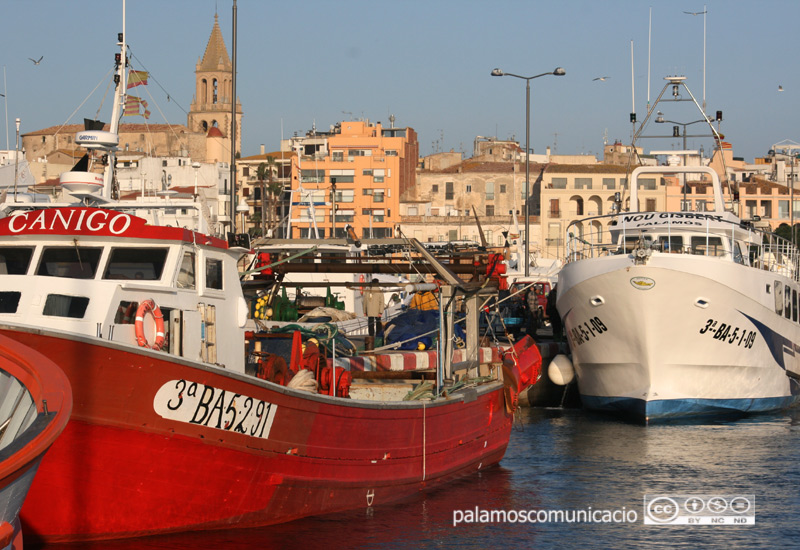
[580,393,800,423]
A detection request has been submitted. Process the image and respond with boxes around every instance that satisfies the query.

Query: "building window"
[681,199,692,212]
[445,182,454,200]
[575,177,592,189]
[779,200,790,219]
[385,150,398,156]
[696,200,708,212]
[499,184,506,194]
[466,184,472,193]
[334,189,355,203]
[640,178,657,190]
[332,151,344,162]
[602,178,615,190]
[373,191,385,203]
[362,169,373,176]
[330,169,355,184]
[301,169,325,183]
[646,198,656,212]
[486,205,494,216]
[551,178,567,189]
[550,199,560,217]
[432,184,439,194]
[486,182,494,200]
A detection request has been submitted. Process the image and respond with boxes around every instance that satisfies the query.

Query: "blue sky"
[1,0,797,162]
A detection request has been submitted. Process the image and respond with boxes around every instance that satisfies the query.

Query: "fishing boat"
[0,4,543,543]
[553,78,800,422]
[0,335,72,549]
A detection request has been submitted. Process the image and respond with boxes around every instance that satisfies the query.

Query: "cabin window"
[37,247,102,279]
[0,247,34,275]
[206,259,223,290]
[0,291,21,314]
[43,294,89,318]
[114,300,138,324]
[775,281,783,315]
[177,252,196,289]
[786,286,792,320]
[733,242,745,265]
[104,248,168,280]
[658,236,683,253]
[691,236,724,257]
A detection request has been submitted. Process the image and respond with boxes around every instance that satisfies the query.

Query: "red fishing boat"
[0,2,542,542]
[0,335,72,549]
[0,207,541,543]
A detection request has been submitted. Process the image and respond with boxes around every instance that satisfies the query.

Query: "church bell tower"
[187,14,242,157]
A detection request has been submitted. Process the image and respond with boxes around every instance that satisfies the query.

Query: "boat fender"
[548,354,574,386]
[135,299,166,351]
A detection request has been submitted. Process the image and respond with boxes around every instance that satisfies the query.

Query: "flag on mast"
[123,96,151,119]
[127,70,149,89]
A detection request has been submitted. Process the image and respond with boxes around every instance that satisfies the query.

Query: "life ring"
[135,299,166,351]
[359,274,365,295]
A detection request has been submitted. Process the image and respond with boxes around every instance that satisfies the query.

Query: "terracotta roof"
[197,14,232,72]
[544,163,634,174]
[23,123,190,137]
[239,151,297,162]
[207,126,224,138]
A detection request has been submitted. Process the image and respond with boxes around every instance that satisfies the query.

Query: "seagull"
[593,76,610,81]
[28,56,43,65]
[683,10,707,15]
[779,85,784,92]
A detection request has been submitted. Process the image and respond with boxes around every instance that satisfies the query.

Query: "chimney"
[260,144,265,155]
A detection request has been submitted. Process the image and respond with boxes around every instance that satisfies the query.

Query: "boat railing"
[565,212,800,281]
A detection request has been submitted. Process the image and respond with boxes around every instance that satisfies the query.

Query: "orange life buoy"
[359,274,365,295]
[135,299,166,351]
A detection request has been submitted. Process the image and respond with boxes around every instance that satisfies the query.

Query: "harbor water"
[31,406,800,549]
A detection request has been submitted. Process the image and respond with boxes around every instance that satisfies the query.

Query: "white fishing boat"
[553,79,800,422]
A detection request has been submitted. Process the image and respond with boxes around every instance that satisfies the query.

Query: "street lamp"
[491,66,565,276]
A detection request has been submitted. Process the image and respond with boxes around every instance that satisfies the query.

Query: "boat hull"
[0,327,520,543]
[0,334,72,550]
[558,254,800,422]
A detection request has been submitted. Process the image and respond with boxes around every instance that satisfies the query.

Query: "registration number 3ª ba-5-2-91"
[153,379,279,439]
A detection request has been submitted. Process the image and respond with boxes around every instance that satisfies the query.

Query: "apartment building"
[540,163,671,260]
[275,119,418,239]
[404,158,540,250]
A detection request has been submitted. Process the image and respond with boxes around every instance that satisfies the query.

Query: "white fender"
[548,354,574,386]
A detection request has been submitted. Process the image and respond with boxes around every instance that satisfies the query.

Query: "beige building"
[405,159,540,250]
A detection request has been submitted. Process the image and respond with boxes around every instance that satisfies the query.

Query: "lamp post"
[491,67,565,276]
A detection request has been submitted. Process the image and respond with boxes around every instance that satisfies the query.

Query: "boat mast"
[229,0,238,235]
[103,0,127,201]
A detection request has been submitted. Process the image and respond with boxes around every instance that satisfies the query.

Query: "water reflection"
[31,407,800,549]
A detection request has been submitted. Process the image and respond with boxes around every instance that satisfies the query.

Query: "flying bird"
[28,56,43,65]
[778,85,784,92]
[593,76,610,81]
[683,10,707,15]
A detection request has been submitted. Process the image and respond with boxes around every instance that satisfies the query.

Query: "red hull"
[0,334,72,549]
[0,328,536,543]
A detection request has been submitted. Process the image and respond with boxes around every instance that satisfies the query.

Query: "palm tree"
[256,161,271,237]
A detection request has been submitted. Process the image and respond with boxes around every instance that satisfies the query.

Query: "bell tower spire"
[188,13,242,159]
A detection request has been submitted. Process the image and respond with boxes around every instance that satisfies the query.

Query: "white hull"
[558,251,800,421]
